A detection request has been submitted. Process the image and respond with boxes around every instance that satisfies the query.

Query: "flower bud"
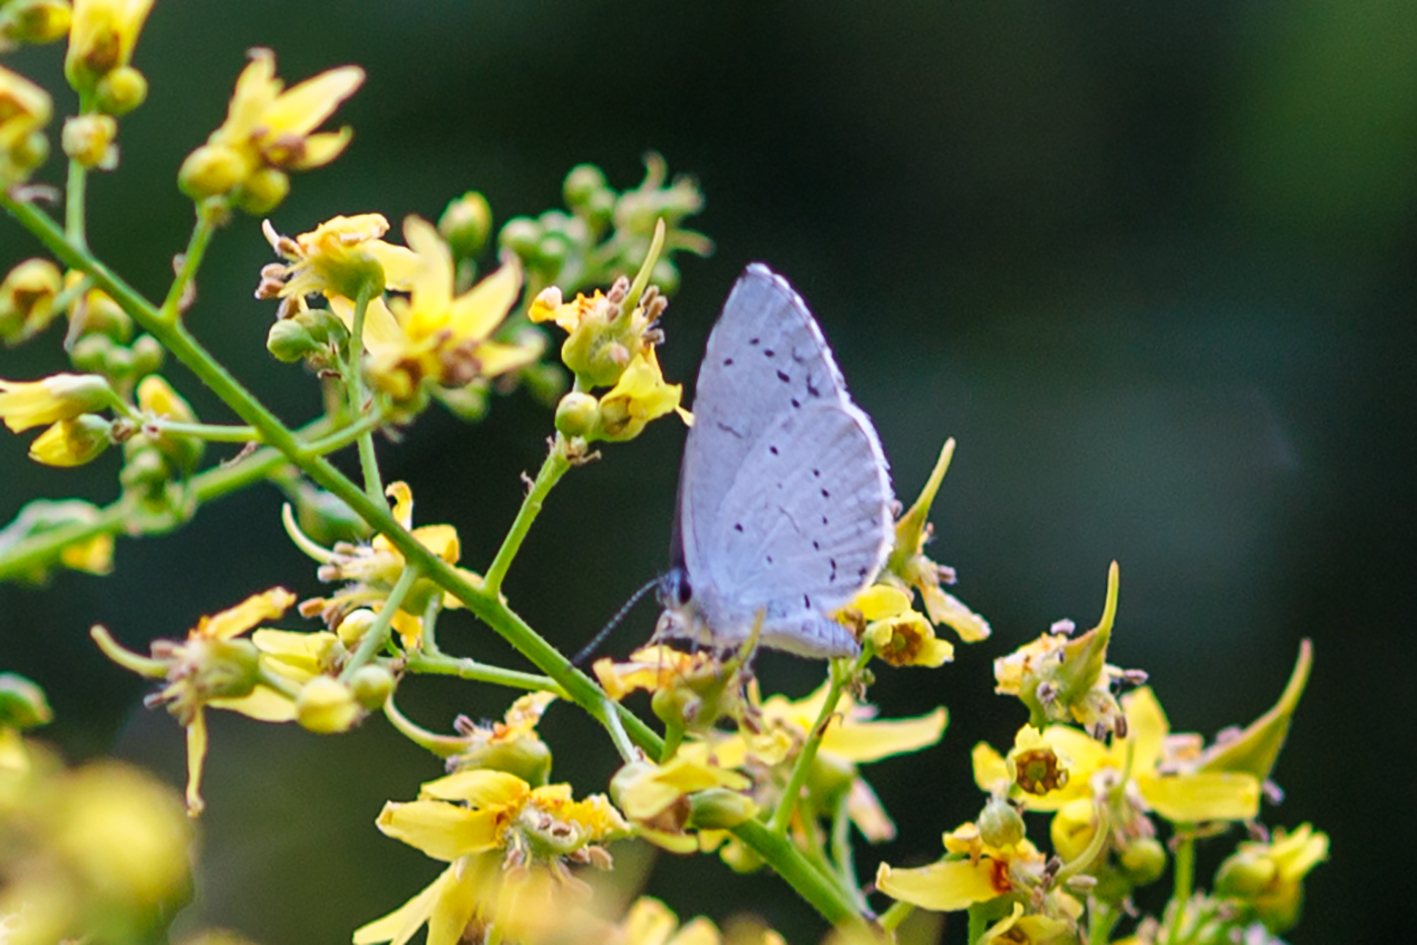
[295,676,362,734]
[687,788,758,830]
[94,65,147,116]
[1050,798,1099,866]
[72,287,133,343]
[0,373,112,432]
[1118,836,1167,885]
[178,144,247,199]
[266,317,318,362]
[137,375,204,472]
[0,672,52,729]
[29,414,112,467]
[3,0,73,45]
[130,334,164,376]
[455,737,553,789]
[234,168,290,216]
[554,390,599,437]
[336,609,378,647]
[564,163,609,210]
[0,258,62,345]
[439,191,493,260]
[69,334,112,372]
[979,795,1026,849]
[498,217,542,258]
[349,665,395,710]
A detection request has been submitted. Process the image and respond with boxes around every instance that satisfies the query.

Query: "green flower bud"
[76,289,133,343]
[979,795,1026,849]
[197,638,263,701]
[94,66,147,116]
[0,673,52,729]
[234,168,290,216]
[498,217,542,258]
[1119,836,1167,885]
[178,144,246,199]
[295,676,362,734]
[554,391,599,437]
[563,163,609,210]
[455,738,553,789]
[535,231,571,271]
[805,751,855,804]
[70,333,112,372]
[130,334,164,376]
[687,788,758,830]
[119,445,167,491]
[439,191,493,260]
[349,665,395,710]
[336,609,378,647]
[1215,849,1277,899]
[267,317,318,363]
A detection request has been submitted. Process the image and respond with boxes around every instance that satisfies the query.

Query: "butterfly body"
[655,264,893,659]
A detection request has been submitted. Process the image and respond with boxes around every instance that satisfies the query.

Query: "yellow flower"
[0,65,52,184]
[611,744,752,853]
[28,413,111,466]
[993,562,1133,738]
[594,644,753,733]
[354,769,627,945]
[876,821,1049,912]
[753,680,946,841]
[0,258,64,346]
[885,438,991,643]
[293,481,479,648]
[592,346,682,442]
[58,531,113,575]
[178,48,363,211]
[0,373,111,432]
[64,0,152,92]
[331,217,535,402]
[529,278,666,389]
[91,587,299,815]
[851,584,953,668]
[258,214,418,312]
[594,645,717,701]
[972,688,1261,824]
[1215,823,1328,933]
[976,901,1079,945]
[446,691,557,786]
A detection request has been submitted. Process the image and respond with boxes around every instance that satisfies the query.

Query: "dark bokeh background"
[3,2,1413,942]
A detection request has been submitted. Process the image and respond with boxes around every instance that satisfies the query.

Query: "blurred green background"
[3,2,1413,942]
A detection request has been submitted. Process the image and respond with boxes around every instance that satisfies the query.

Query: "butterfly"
[654,264,894,658]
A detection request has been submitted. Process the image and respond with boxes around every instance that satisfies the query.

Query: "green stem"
[1170,832,1196,931]
[339,562,420,683]
[160,202,221,322]
[147,420,259,442]
[3,196,868,930]
[403,651,566,696]
[482,439,571,597]
[879,901,915,935]
[659,722,685,763]
[768,654,861,835]
[65,159,87,250]
[1088,900,1121,945]
[830,792,865,911]
[345,283,383,503]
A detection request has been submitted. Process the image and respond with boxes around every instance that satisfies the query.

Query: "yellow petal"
[198,587,297,640]
[413,524,460,563]
[820,707,946,763]
[847,777,896,842]
[875,858,1004,911]
[209,686,298,722]
[353,863,455,945]
[420,768,530,807]
[251,628,337,674]
[386,481,414,527]
[972,742,1011,793]
[1137,771,1260,823]
[376,799,504,860]
[1120,687,1170,774]
[264,65,365,137]
[329,294,408,361]
[185,710,208,817]
[292,127,353,170]
[851,584,913,620]
[471,340,541,378]
[449,257,522,342]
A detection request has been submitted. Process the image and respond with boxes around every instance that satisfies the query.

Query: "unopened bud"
[29,415,112,466]
[94,65,147,116]
[0,672,52,729]
[349,665,395,710]
[979,795,1026,848]
[266,317,318,362]
[498,217,541,258]
[439,191,493,260]
[179,144,246,199]
[554,391,599,438]
[1119,836,1167,885]
[295,676,361,734]
[336,609,378,647]
[687,788,758,829]
[234,168,290,216]
[4,0,72,45]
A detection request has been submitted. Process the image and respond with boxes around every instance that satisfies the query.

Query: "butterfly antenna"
[572,576,662,667]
